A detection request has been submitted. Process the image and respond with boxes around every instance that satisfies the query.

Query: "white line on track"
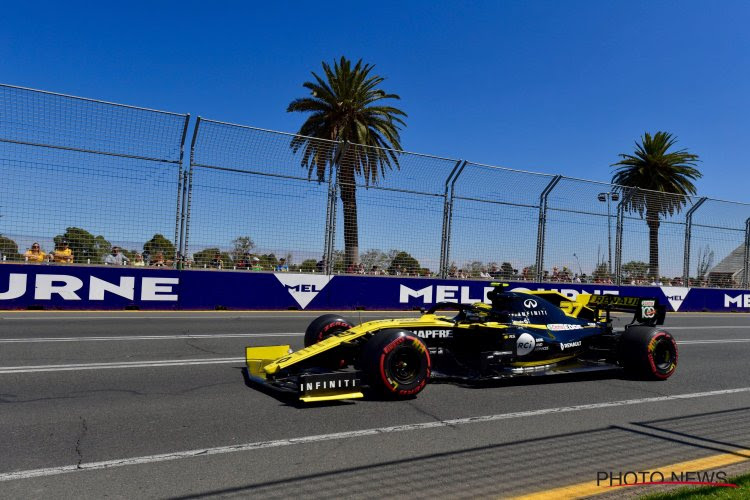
[0,357,244,374]
[0,339,745,374]
[0,333,302,343]
[679,339,750,344]
[2,386,750,482]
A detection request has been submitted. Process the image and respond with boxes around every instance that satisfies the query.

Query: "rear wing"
[583,294,665,326]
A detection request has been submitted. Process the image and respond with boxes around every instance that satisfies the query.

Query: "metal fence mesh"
[0,84,189,267]
[3,83,750,288]
[187,119,336,271]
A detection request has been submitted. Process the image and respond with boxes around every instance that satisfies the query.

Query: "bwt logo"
[0,273,179,301]
[284,284,323,293]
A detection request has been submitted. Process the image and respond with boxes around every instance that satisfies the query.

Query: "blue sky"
[2,1,748,200]
[1,1,749,276]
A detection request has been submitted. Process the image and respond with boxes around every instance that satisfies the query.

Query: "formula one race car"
[244,283,678,403]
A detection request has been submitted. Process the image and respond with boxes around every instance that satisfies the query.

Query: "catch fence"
[2,83,750,288]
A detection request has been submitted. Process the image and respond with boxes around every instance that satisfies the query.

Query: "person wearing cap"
[251,256,263,271]
[275,257,289,272]
[52,239,74,263]
[24,242,47,263]
[104,246,130,265]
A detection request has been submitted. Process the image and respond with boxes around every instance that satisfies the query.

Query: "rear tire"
[362,329,430,398]
[619,326,678,380]
[304,314,354,347]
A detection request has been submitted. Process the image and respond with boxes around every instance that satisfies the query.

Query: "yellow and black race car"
[244,283,677,403]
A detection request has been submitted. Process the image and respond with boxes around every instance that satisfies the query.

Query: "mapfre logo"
[275,273,332,309]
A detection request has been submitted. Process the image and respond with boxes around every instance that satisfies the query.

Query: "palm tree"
[287,56,407,267]
[612,131,701,279]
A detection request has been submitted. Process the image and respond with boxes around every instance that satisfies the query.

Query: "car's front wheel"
[304,314,354,347]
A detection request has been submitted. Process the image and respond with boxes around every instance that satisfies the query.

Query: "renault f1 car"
[244,283,678,403]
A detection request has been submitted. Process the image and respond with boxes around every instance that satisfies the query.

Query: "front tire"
[620,326,678,380]
[362,329,431,398]
[304,314,354,347]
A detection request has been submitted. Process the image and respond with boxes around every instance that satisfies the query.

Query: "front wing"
[245,346,364,402]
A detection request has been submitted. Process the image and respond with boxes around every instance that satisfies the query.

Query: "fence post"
[682,197,707,284]
[323,141,348,275]
[535,175,562,282]
[439,160,466,278]
[743,218,750,288]
[174,114,190,268]
[181,116,201,263]
[614,187,636,285]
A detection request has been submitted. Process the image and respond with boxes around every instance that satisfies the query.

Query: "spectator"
[357,262,365,274]
[370,265,381,275]
[489,264,500,279]
[24,242,46,263]
[152,252,166,267]
[235,253,250,270]
[275,257,289,272]
[251,256,263,271]
[51,240,74,263]
[210,252,223,269]
[104,246,130,265]
[448,264,458,278]
[315,258,325,273]
[133,253,145,267]
[479,268,491,279]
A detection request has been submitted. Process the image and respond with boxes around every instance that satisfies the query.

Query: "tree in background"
[696,244,714,283]
[0,235,21,261]
[55,227,110,263]
[612,132,701,279]
[622,261,649,282]
[360,249,393,271]
[299,259,318,273]
[388,251,420,275]
[193,247,232,269]
[143,234,176,261]
[231,236,255,261]
[499,262,515,280]
[288,56,407,269]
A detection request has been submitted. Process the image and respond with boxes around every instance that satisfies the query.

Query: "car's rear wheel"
[619,326,678,380]
[304,314,354,347]
[362,329,430,398]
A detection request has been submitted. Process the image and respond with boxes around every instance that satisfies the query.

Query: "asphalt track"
[1,311,750,499]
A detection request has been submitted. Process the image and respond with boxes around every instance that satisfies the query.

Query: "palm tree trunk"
[646,213,660,280]
[338,166,359,268]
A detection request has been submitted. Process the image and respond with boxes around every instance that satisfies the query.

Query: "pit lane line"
[0,338,744,373]
[1,386,749,483]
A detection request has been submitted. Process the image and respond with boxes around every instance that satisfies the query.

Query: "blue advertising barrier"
[2,263,750,312]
